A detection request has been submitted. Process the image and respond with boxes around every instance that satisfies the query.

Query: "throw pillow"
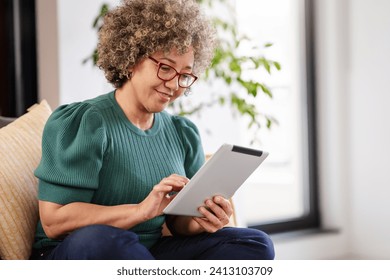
[0,100,52,259]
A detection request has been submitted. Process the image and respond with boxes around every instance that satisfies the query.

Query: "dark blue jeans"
[33,224,275,260]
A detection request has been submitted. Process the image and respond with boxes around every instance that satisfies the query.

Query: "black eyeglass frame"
[148,56,198,88]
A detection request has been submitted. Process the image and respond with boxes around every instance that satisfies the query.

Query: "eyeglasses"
[148,56,198,88]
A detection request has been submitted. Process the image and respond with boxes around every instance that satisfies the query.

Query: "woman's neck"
[115,87,154,131]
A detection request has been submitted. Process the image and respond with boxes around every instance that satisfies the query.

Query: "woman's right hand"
[39,174,189,239]
[137,174,189,221]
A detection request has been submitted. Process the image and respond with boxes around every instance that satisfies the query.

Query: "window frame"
[249,0,321,234]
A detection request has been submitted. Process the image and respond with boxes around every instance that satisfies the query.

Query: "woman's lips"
[156,90,173,102]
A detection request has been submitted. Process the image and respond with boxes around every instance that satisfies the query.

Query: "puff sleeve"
[172,116,205,179]
[34,102,107,204]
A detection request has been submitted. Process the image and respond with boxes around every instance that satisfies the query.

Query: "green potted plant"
[84,0,281,144]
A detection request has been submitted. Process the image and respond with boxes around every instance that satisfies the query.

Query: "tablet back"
[163,143,268,217]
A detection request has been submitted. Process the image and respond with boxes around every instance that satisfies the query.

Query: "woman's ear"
[184,88,192,96]
[126,67,133,79]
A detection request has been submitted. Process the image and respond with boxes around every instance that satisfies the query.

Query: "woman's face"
[129,47,195,114]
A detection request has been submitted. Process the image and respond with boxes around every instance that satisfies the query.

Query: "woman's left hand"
[193,195,233,233]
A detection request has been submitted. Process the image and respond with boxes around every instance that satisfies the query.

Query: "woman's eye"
[181,74,190,80]
[160,65,173,72]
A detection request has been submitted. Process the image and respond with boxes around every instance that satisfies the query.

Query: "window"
[191,0,319,233]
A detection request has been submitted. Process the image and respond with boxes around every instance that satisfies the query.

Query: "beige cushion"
[0,100,52,259]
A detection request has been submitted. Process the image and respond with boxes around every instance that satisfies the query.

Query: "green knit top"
[33,91,205,249]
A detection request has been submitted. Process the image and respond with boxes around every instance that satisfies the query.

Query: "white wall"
[316,0,390,259]
[35,0,390,259]
[348,0,390,259]
[36,0,117,108]
[36,0,60,108]
[56,0,117,105]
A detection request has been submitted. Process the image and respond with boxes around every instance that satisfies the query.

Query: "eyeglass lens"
[157,64,196,88]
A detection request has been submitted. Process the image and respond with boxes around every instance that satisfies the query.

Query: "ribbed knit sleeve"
[35,102,107,204]
[172,116,205,178]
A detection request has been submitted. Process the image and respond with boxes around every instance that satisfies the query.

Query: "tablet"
[163,143,268,217]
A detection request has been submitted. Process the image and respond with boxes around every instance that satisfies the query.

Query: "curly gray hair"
[97,0,217,88]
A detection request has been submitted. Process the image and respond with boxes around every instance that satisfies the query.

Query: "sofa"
[0,100,52,259]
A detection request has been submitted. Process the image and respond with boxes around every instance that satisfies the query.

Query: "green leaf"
[229,59,242,74]
[263,59,271,74]
[92,4,109,28]
[266,118,272,129]
[273,61,282,70]
[259,84,273,98]
[237,78,259,97]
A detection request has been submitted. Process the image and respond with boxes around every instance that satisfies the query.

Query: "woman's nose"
[164,75,180,91]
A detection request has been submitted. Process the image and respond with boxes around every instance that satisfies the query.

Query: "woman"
[31,0,275,260]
